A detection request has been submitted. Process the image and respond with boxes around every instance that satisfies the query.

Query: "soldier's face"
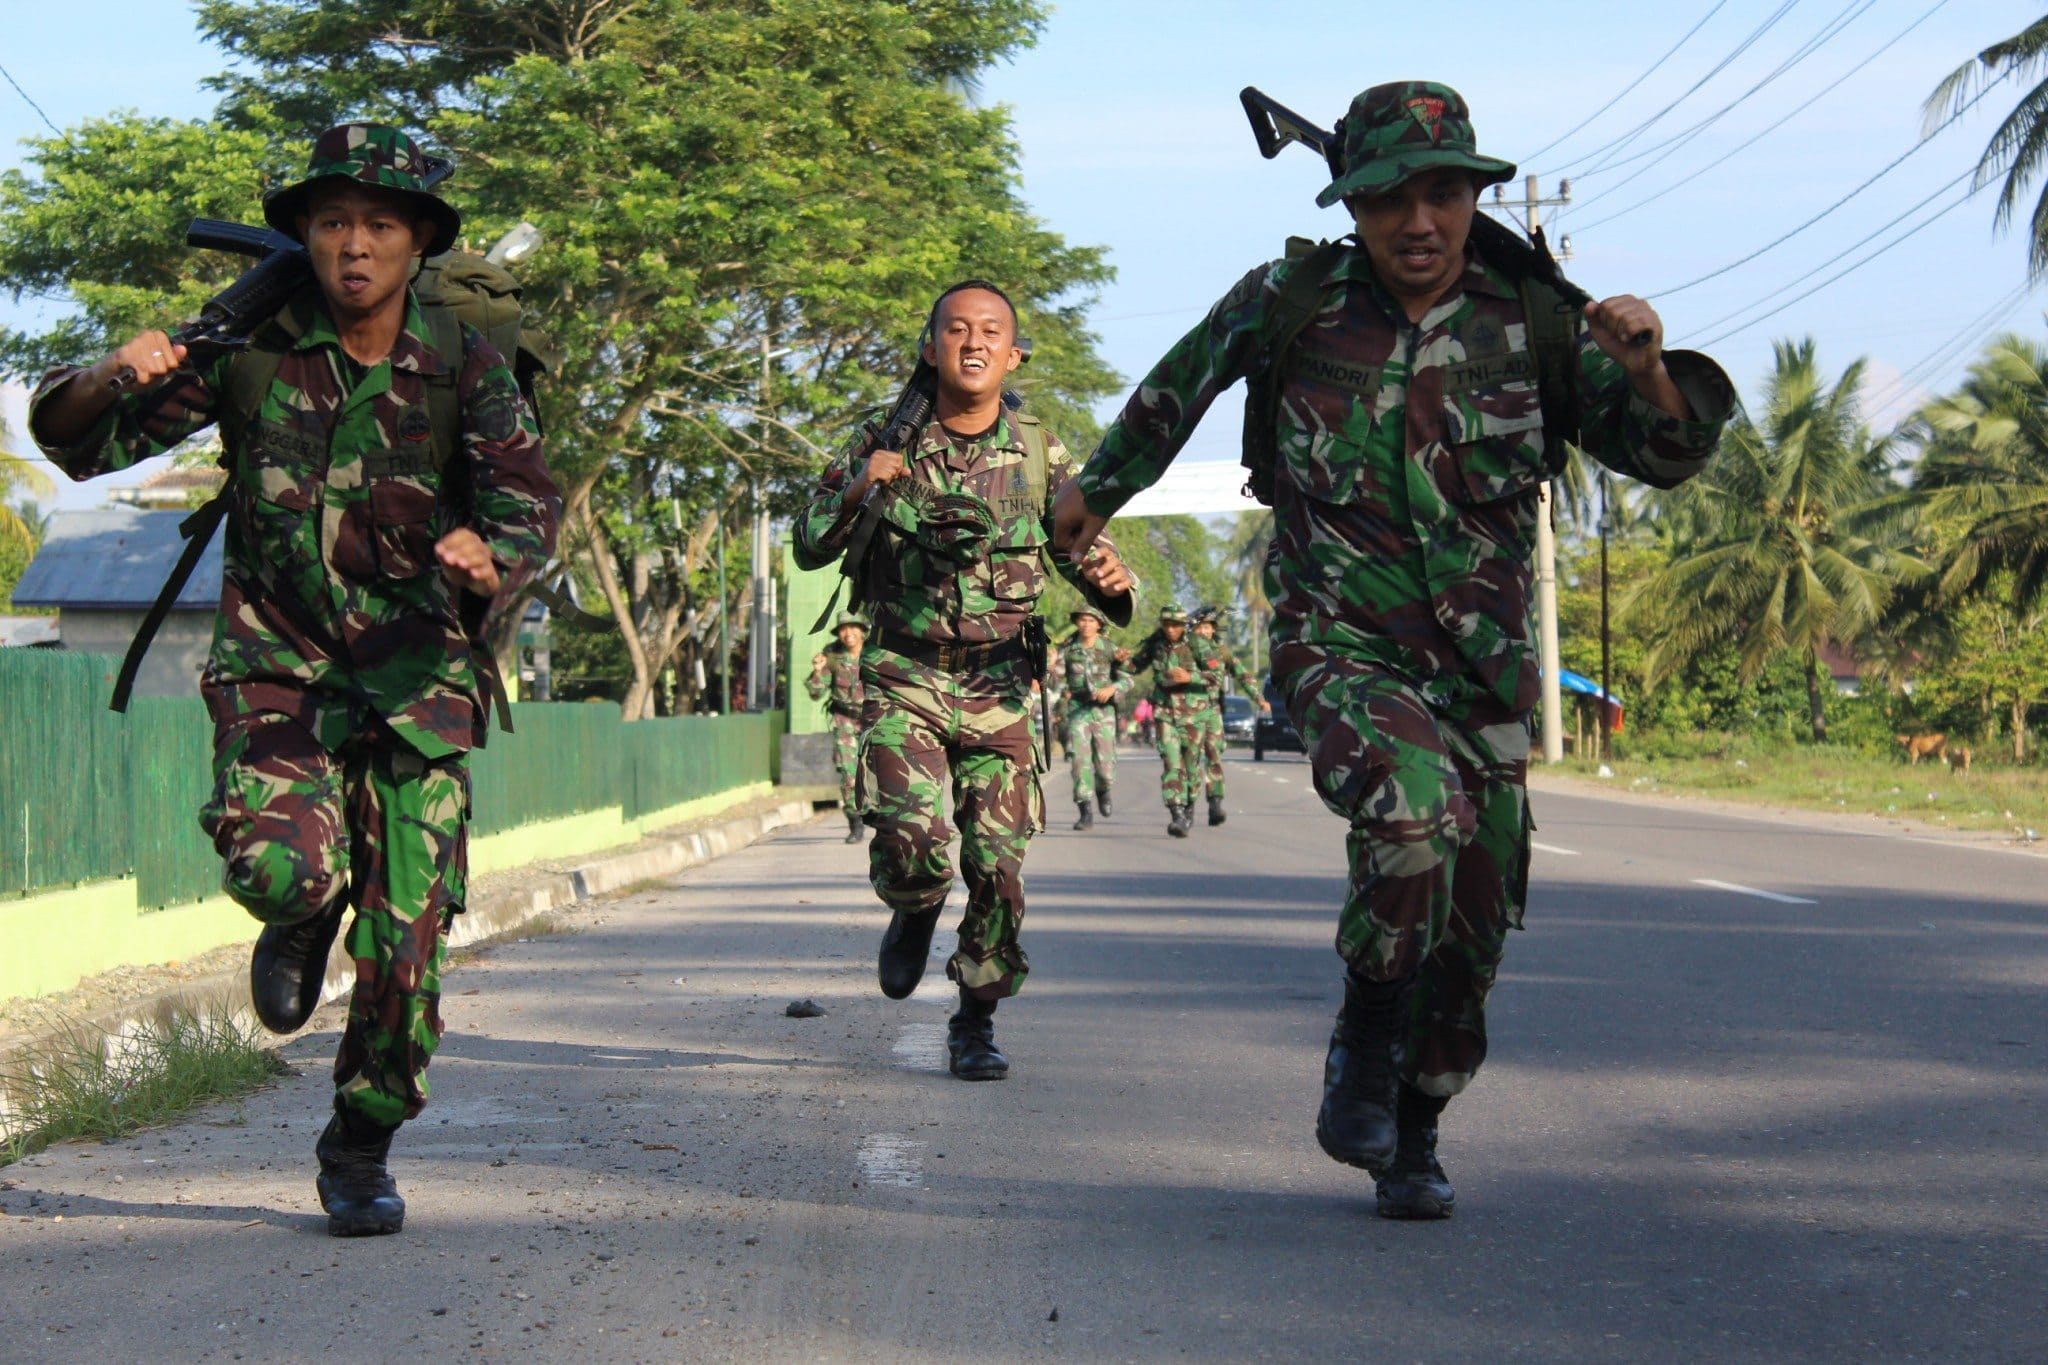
[836,626,864,650]
[1162,622,1185,643]
[1348,168,1478,308]
[924,289,1022,404]
[301,185,429,324]
[1075,616,1099,642]
[1195,622,1215,639]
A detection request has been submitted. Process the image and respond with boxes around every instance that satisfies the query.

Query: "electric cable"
[1518,0,1732,166]
[0,60,60,136]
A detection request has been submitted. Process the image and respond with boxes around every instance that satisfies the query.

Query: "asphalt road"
[2,746,2044,1362]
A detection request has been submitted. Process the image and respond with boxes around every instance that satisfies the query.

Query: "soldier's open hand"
[434,528,501,597]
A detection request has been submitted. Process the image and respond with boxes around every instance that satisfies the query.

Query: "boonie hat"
[1158,605,1188,625]
[1070,605,1107,625]
[264,123,462,257]
[834,612,870,632]
[1316,81,1516,209]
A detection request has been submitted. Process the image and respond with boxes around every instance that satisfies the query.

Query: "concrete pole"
[1526,173,1564,764]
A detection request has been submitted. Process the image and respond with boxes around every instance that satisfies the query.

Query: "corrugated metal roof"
[11,505,223,610]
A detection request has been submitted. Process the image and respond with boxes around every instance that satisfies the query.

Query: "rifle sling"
[110,493,230,713]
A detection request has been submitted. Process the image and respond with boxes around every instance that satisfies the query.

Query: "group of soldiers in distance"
[810,601,1272,844]
[26,73,1731,1236]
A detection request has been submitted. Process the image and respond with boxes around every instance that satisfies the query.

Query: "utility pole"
[1486,173,1572,763]
[747,330,778,712]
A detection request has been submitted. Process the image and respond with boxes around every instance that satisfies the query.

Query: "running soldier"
[806,611,870,843]
[1127,605,1211,838]
[793,279,1132,1080]
[1054,82,1732,1216]
[1191,606,1268,826]
[1061,604,1132,830]
[30,124,560,1235]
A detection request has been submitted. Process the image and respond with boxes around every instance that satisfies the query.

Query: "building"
[9,505,222,698]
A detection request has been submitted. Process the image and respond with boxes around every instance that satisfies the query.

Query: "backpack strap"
[1241,240,1348,503]
[1516,276,1582,473]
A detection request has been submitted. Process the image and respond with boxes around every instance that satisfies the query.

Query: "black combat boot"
[1167,804,1189,838]
[249,904,345,1035]
[877,904,943,1000]
[1207,794,1227,826]
[1096,786,1113,818]
[1315,967,1413,1172]
[946,990,1009,1081]
[1375,1085,1455,1220]
[315,1104,405,1237]
[1072,800,1094,831]
[844,810,864,844]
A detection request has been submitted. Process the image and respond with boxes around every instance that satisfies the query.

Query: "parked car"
[1253,681,1303,761]
[1222,693,1257,744]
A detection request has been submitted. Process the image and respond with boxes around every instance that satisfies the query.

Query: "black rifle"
[1237,87,1649,345]
[109,154,454,391]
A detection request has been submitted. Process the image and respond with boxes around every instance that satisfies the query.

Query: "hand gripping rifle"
[1237,87,1649,345]
[108,155,455,392]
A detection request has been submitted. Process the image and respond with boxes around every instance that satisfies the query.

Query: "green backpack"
[1239,236,1583,505]
[111,250,551,717]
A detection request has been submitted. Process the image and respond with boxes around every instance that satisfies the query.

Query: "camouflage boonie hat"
[1316,81,1516,209]
[834,612,870,632]
[1158,605,1188,625]
[1070,604,1107,625]
[263,123,462,257]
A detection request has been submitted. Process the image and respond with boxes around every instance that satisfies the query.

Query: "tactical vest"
[1239,236,1583,505]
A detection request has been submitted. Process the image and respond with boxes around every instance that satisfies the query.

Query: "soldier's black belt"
[828,702,862,719]
[878,628,1029,675]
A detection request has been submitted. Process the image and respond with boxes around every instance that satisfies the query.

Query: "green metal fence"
[0,649,783,907]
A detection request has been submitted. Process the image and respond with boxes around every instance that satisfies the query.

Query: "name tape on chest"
[1444,350,1536,393]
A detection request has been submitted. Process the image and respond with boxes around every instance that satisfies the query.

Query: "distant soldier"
[1127,605,1210,837]
[29,124,560,1236]
[1056,81,1732,1217]
[1190,606,1268,826]
[1061,603,1133,829]
[806,611,870,843]
[793,279,1132,1080]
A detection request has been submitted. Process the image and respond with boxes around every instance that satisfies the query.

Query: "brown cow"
[1896,733,1946,765]
[1947,745,1972,774]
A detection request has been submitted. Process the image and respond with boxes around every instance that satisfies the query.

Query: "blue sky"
[4,0,2043,504]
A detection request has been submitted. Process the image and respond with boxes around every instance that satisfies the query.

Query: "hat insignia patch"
[1406,96,1447,143]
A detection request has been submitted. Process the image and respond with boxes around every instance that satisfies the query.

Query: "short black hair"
[925,278,1018,343]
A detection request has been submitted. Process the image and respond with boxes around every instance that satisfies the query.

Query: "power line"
[1693,185,1982,347]
[1571,0,1954,233]
[1569,0,1878,205]
[0,60,60,136]
[1860,282,2036,413]
[1517,0,1732,166]
[1649,72,2007,299]
[1547,0,1804,178]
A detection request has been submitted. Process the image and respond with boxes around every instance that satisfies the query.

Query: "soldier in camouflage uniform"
[31,124,559,1236]
[794,279,1132,1081]
[1191,607,1268,826]
[1055,82,1732,1217]
[1061,603,1132,830]
[806,611,870,843]
[1127,605,1213,838]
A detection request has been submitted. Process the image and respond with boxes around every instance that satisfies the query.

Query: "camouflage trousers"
[1273,643,1531,1100]
[200,710,468,1128]
[1193,704,1227,800]
[1153,705,1212,807]
[1065,704,1120,807]
[827,711,863,813]
[858,645,1043,1001]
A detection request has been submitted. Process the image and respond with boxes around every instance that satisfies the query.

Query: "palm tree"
[1904,332,2048,608]
[1925,15,2048,277]
[1622,339,1923,741]
[2,447,55,561]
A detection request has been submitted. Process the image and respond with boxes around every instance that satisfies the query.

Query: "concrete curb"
[1,792,830,1077]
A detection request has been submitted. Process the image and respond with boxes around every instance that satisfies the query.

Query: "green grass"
[0,1006,291,1166]
[1557,746,2048,838]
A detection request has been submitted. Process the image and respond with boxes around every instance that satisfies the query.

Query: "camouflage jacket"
[1076,243,1734,714]
[793,413,1125,646]
[1200,641,1260,702]
[805,643,865,717]
[1129,631,1218,715]
[1061,635,1131,709]
[30,291,560,758]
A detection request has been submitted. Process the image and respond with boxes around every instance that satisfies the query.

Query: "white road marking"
[1531,841,1580,857]
[1269,776,1291,784]
[891,1021,949,1072]
[856,1133,925,1188]
[1690,878,1818,905]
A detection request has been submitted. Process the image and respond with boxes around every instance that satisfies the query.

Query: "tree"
[1926,14,2048,278]
[1622,339,1921,741]
[0,1,1118,718]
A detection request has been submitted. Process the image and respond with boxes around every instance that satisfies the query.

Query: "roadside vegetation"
[0,1006,290,1167]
